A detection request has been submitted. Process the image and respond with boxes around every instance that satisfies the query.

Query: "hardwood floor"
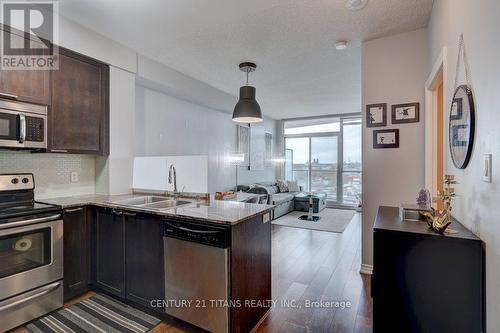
[12,213,372,333]
[255,213,371,333]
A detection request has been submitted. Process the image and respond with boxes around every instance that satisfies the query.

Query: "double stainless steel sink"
[108,196,191,211]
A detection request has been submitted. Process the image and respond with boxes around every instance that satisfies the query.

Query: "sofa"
[238,182,327,220]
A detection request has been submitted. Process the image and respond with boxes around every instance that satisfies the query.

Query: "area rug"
[272,208,356,233]
[26,293,161,333]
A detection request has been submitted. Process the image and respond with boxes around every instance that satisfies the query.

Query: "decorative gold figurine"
[419,175,457,234]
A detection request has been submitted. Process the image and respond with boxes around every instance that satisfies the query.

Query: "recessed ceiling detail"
[59,0,434,119]
[335,40,349,50]
[345,0,369,11]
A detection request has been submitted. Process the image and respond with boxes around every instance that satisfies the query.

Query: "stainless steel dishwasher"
[163,220,230,333]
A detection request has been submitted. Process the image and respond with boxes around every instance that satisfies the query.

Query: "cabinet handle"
[111,209,123,216]
[122,212,136,217]
[65,207,83,213]
[50,149,68,153]
[0,92,18,100]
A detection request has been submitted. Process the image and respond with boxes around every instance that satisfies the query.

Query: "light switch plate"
[483,154,492,183]
[70,171,79,183]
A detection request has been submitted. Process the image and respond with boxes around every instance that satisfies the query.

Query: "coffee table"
[294,192,327,213]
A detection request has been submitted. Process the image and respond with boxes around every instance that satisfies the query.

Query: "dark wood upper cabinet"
[0,26,51,105]
[124,213,165,309]
[63,206,89,301]
[94,208,125,298]
[50,47,109,155]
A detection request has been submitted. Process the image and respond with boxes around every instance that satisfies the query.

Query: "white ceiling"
[58,0,434,119]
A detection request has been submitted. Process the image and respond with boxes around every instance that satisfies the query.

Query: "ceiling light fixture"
[335,40,349,50]
[232,62,263,123]
[345,0,368,11]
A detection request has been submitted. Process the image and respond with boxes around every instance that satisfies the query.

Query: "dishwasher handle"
[165,221,221,234]
[164,220,230,248]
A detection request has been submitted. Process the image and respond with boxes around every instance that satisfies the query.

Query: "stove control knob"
[22,178,29,184]
[11,178,19,184]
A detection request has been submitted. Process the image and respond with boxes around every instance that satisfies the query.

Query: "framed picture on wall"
[373,129,399,149]
[366,103,387,127]
[391,102,420,124]
[265,132,273,167]
[250,124,265,171]
[237,124,250,167]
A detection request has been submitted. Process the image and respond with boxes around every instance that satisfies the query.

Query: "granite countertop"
[39,194,274,226]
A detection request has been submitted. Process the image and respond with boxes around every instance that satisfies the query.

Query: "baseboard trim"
[360,264,373,275]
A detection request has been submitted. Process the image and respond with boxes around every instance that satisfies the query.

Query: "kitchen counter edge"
[40,194,275,226]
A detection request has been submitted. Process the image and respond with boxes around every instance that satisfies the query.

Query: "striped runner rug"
[26,294,161,333]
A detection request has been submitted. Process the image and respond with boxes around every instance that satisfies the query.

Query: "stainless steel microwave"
[0,98,47,150]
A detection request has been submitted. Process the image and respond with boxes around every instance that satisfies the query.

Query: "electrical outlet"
[70,171,79,183]
[483,154,492,183]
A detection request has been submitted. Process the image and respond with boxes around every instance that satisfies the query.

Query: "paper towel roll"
[13,238,32,251]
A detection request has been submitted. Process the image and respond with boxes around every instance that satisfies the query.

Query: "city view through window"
[284,116,361,205]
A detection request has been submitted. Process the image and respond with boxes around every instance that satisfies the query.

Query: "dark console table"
[372,206,485,333]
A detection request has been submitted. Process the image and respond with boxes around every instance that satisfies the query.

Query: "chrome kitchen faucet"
[168,164,177,194]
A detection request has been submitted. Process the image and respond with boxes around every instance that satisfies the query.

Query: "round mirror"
[449,84,475,169]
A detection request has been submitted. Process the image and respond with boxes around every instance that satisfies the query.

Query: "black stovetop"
[0,174,62,221]
[0,201,61,220]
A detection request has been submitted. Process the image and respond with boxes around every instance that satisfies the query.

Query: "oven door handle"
[18,113,26,143]
[0,281,61,312]
[0,214,61,230]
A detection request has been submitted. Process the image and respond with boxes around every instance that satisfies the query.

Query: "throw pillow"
[287,180,300,192]
[276,180,289,192]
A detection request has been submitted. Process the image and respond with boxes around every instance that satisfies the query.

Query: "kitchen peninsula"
[42,194,274,333]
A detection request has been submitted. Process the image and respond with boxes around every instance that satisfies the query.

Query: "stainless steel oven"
[0,214,63,332]
[0,98,47,150]
[0,174,62,332]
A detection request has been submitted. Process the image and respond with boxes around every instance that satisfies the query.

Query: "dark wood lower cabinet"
[63,206,89,301]
[124,212,164,309]
[91,208,164,308]
[373,206,485,333]
[77,204,272,331]
[230,213,272,333]
[93,208,126,297]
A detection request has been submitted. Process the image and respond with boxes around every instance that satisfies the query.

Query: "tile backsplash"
[0,152,96,199]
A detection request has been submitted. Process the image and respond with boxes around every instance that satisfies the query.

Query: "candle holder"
[419,175,457,234]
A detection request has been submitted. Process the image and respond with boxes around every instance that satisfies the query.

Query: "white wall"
[429,1,500,330]
[361,29,428,268]
[135,85,278,193]
[136,55,236,113]
[95,66,136,195]
[58,16,137,73]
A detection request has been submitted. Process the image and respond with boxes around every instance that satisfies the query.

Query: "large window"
[284,137,309,192]
[311,136,338,200]
[284,115,361,206]
[342,117,362,204]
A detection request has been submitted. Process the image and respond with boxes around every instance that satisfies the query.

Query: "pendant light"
[232,62,263,123]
